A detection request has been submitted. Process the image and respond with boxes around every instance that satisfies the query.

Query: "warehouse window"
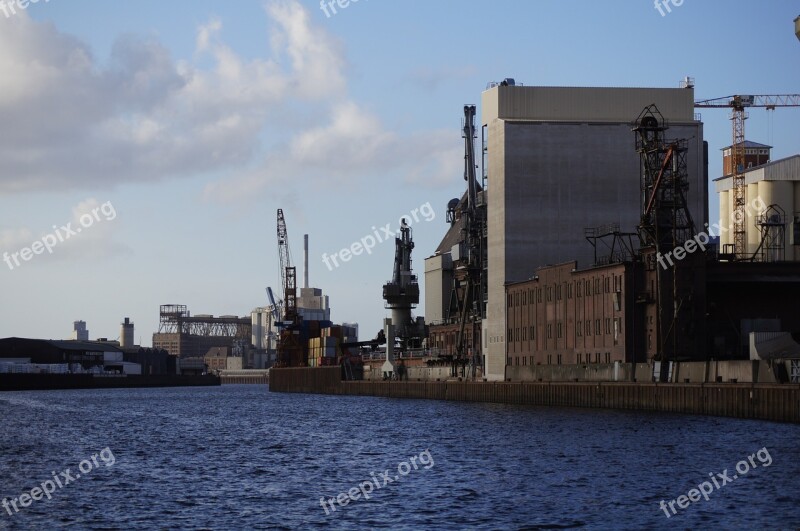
[794,215,800,245]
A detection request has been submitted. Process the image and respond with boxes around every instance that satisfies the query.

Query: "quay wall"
[270,367,800,423]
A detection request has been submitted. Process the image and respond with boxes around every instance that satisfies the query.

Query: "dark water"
[0,385,798,530]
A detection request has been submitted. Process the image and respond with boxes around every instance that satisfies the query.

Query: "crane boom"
[695,95,800,259]
[695,94,800,108]
[276,209,296,322]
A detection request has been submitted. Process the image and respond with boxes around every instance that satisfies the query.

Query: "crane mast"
[454,104,486,378]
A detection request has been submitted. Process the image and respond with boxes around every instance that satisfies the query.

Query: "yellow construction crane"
[694,95,800,259]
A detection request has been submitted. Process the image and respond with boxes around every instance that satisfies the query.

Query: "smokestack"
[304,234,309,288]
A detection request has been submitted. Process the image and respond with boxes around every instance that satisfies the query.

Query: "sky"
[1,0,798,345]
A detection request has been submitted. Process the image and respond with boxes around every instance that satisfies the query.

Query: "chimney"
[304,234,309,288]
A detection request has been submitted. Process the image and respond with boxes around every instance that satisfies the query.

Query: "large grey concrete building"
[478,85,707,381]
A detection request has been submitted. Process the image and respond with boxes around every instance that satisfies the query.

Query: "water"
[0,385,798,529]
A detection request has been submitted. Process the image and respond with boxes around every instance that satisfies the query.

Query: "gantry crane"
[694,94,800,259]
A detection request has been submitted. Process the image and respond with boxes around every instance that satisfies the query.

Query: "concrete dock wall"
[364,360,787,384]
[219,370,270,385]
[270,367,800,423]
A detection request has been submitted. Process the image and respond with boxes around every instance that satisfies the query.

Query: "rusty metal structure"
[633,105,704,378]
[153,304,251,358]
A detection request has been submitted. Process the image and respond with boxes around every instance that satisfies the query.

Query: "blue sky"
[1,0,798,344]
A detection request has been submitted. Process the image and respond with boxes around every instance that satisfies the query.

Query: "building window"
[568,283,573,299]
[577,321,582,337]
[604,277,610,293]
[547,354,552,365]
[547,287,552,302]
[530,326,535,340]
[605,352,611,364]
[508,328,513,342]
[605,318,611,335]
[507,294,512,308]
[556,284,562,301]
[557,354,562,365]
[508,357,512,365]
[557,323,563,339]
[577,353,582,364]
[586,321,591,336]
[547,324,552,339]
[794,215,800,245]
[595,319,601,336]
[522,357,526,366]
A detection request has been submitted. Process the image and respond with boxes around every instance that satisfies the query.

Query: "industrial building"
[715,154,800,261]
[426,84,707,381]
[71,321,89,341]
[506,261,638,367]
[152,305,251,359]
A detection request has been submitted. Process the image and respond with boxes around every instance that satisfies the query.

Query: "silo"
[121,317,134,348]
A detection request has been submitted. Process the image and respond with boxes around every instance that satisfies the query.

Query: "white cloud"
[0,198,131,265]
[0,0,459,200]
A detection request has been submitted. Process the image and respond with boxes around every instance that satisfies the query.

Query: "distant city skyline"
[1,0,799,344]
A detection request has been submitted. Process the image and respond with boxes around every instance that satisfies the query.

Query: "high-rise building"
[71,321,88,341]
[479,84,707,381]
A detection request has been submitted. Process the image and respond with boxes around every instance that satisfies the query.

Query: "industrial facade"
[715,154,800,261]
[506,261,639,367]
[481,85,707,381]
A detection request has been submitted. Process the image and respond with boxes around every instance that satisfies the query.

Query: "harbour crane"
[694,94,800,259]
[276,209,300,366]
[452,104,486,379]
